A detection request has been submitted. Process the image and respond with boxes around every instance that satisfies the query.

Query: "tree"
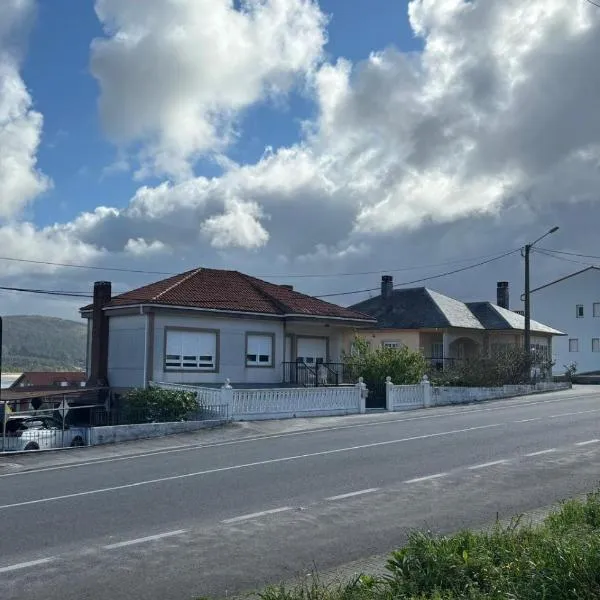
[121,387,199,423]
[342,336,427,385]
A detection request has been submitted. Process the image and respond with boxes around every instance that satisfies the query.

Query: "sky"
[1,0,600,321]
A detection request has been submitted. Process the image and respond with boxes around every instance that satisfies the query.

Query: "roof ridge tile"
[151,267,203,302]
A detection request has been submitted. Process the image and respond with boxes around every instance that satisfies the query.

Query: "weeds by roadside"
[248,491,600,600]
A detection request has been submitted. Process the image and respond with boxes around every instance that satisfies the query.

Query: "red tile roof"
[82,268,375,322]
[10,371,86,389]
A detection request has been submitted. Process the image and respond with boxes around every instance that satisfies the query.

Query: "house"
[10,371,86,390]
[347,276,563,369]
[530,266,600,375]
[80,268,376,391]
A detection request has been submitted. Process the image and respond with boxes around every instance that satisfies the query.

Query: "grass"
[252,491,600,600]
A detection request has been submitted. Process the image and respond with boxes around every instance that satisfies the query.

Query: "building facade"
[531,267,600,375]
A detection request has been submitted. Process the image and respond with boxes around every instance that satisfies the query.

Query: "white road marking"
[0,392,589,479]
[0,557,55,574]
[103,529,187,550]
[0,423,503,510]
[326,488,379,501]
[575,439,600,447]
[548,409,600,419]
[222,507,293,524]
[468,459,509,471]
[525,448,557,457]
[515,418,540,423]
[404,473,448,484]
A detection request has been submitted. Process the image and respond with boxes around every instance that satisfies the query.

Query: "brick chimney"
[497,281,509,310]
[87,281,111,387]
[381,275,393,298]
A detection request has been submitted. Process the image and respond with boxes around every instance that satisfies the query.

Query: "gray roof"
[467,302,564,335]
[350,287,562,335]
[350,287,483,330]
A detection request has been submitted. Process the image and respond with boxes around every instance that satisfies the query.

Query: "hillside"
[1,315,86,372]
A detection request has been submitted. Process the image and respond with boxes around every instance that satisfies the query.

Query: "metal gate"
[365,380,386,410]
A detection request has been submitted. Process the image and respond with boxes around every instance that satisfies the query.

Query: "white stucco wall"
[532,268,600,374]
[152,312,284,386]
[107,314,147,388]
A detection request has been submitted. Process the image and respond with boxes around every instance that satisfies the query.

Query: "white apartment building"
[531,266,600,375]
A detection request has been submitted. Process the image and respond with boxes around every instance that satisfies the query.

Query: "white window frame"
[164,328,218,372]
[593,338,600,353]
[576,304,584,318]
[246,333,274,368]
[594,303,600,318]
[569,338,579,353]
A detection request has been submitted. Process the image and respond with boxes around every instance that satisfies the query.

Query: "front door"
[296,337,327,366]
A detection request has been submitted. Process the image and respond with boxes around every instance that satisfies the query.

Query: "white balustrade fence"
[230,386,362,420]
[386,379,571,411]
[151,381,365,421]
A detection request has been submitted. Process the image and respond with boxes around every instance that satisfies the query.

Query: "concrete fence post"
[422,375,432,408]
[221,378,233,419]
[385,376,394,411]
[356,377,367,414]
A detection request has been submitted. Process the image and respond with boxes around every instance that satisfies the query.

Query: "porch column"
[442,332,451,370]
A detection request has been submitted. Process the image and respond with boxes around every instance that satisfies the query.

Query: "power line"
[585,0,600,8]
[315,248,521,299]
[537,247,600,261]
[0,250,522,281]
[0,248,520,303]
[534,249,599,268]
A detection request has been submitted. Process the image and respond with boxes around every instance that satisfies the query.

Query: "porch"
[419,330,483,370]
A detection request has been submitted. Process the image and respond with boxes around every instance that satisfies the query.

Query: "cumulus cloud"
[124,237,170,256]
[8,0,600,317]
[0,0,51,218]
[90,0,327,179]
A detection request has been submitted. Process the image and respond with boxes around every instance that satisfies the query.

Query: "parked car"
[1,415,87,451]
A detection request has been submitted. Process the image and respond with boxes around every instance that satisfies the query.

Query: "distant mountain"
[1,316,86,373]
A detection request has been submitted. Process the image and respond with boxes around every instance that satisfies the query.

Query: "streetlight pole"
[523,226,559,376]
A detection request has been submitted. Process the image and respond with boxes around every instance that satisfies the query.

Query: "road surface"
[1,387,600,599]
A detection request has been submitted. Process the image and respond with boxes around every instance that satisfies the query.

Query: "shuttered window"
[165,330,217,371]
[246,334,273,367]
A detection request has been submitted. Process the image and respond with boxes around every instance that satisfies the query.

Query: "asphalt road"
[1,387,600,599]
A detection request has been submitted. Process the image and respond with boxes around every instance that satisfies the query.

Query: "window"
[569,338,579,353]
[593,338,600,353]
[165,329,218,371]
[594,303,600,318]
[382,341,402,349]
[576,305,584,318]
[246,333,274,367]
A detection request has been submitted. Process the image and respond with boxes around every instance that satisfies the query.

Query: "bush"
[430,347,537,387]
[121,387,199,423]
[253,491,600,600]
[342,336,427,386]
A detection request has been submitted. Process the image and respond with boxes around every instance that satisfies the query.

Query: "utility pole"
[523,243,531,357]
[522,227,559,379]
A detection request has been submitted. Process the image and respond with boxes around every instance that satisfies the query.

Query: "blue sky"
[1,0,600,319]
[24,0,418,228]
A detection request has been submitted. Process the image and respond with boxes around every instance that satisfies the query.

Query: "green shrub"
[343,336,427,386]
[430,347,536,387]
[121,387,198,423]
[247,492,600,600]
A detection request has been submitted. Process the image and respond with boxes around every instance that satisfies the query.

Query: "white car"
[1,415,87,451]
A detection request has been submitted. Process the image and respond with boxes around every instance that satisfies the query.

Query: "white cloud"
[124,237,169,256]
[8,0,600,318]
[0,0,51,218]
[91,0,327,179]
[201,198,269,249]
